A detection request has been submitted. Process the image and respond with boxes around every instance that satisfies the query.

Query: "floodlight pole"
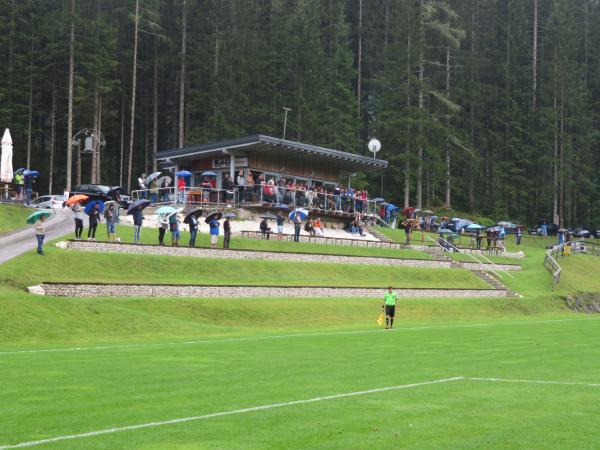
[282,107,291,140]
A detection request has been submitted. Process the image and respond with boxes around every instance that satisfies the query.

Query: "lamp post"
[71,128,106,185]
[368,138,383,195]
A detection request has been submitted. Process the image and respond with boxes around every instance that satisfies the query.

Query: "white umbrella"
[0,129,13,183]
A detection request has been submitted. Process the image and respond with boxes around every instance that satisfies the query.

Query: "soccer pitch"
[2,314,599,449]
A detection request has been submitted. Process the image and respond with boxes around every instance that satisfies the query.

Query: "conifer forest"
[1,0,599,226]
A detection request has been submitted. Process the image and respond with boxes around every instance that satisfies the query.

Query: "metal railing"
[427,234,516,290]
[543,240,598,290]
[132,184,384,216]
[132,186,238,208]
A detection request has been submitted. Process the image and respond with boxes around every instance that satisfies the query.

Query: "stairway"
[365,226,394,244]
[471,270,519,297]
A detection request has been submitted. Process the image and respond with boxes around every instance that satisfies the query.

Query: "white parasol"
[0,129,13,183]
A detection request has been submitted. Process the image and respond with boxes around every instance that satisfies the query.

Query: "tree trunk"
[127,0,140,193]
[48,86,56,194]
[356,0,362,150]
[214,23,220,77]
[468,0,477,211]
[91,87,99,184]
[26,34,34,169]
[120,90,125,187]
[66,0,75,191]
[153,41,159,173]
[178,0,187,149]
[7,0,15,124]
[552,58,558,225]
[445,46,451,208]
[404,28,411,209]
[417,0,424,210]
[532,0,538,109]
[559,75,565,227]
[97,95,102,183]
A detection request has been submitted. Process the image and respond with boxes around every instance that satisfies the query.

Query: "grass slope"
[0,203,32,234]
[0,243,485,289]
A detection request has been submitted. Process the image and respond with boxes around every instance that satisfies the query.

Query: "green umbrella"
[26,210,51,224]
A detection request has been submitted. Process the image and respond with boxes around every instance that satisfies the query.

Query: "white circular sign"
[368,139,381,153]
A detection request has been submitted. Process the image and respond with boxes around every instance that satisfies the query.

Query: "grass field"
[2,224,600,448]
[1,312,598,449]
[0,203,32,234]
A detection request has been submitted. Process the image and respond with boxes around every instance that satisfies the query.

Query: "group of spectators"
[8,171,35,205]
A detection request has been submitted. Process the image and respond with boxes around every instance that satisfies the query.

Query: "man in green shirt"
[382,286,398,329]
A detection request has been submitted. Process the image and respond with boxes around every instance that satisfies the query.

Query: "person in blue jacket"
[209,217,220,249]
[132,206,144,244]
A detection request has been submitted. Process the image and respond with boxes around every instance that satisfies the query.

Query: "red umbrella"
[402,207,415,217]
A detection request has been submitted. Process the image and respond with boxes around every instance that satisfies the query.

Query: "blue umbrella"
[289,208,308,220]
[176,170,192,177]
[201,171,217,177]
[84,200,105,215]
[14,168,26,175]
[23,170,40,177]
[155,205,177,216]
[274,204,290,210]
[127,199,151,214]
[466,223,486,231]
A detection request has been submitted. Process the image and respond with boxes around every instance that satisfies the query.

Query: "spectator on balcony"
[223,174,235,204]
[177,177,186,204]
[334,187,341,211]
[236,170,245,202]
[276,178,286,204]
[138,173,147,199]
[306,186,315,208]
[245,172,255,202]
[296,183,307,207]
[201,177,211,203]
[161,177,171,203]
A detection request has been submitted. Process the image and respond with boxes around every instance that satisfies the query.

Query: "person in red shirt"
[178,177,186,204]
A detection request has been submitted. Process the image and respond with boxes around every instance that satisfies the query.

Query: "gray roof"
[154,135,388,170]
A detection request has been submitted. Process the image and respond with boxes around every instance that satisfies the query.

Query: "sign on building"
[212,157,248,168]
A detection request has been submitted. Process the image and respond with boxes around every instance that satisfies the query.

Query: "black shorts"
[385,305,395,317]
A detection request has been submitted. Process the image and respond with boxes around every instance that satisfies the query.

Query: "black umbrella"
[183,208,203,224]
[260,212,278,220]
[204,211,222,223]
[127,199,151,214]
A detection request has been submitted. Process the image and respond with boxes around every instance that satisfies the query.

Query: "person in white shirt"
[34,216,46,255]
[138,174,147,199]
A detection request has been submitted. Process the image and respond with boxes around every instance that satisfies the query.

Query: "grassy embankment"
[0,230,592,347]
[0,203,32,234]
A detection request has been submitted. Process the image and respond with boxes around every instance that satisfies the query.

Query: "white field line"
[0,377,464,449]
[468,377,600,387]
[1,317,598,356]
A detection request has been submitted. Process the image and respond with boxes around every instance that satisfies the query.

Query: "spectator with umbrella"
[27,210,51,255]
[290,209,306,242]
[128,199,151,244]
[13,169,24,201]
[183,208,202,247]
[85,200,104,240]
[223,213,233,249]
[23,170,40,205]
[66,194,88,240]
[155,205,176,245]
[276,212,285,240]
[168,211,181,246]
[205,211,222,248]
